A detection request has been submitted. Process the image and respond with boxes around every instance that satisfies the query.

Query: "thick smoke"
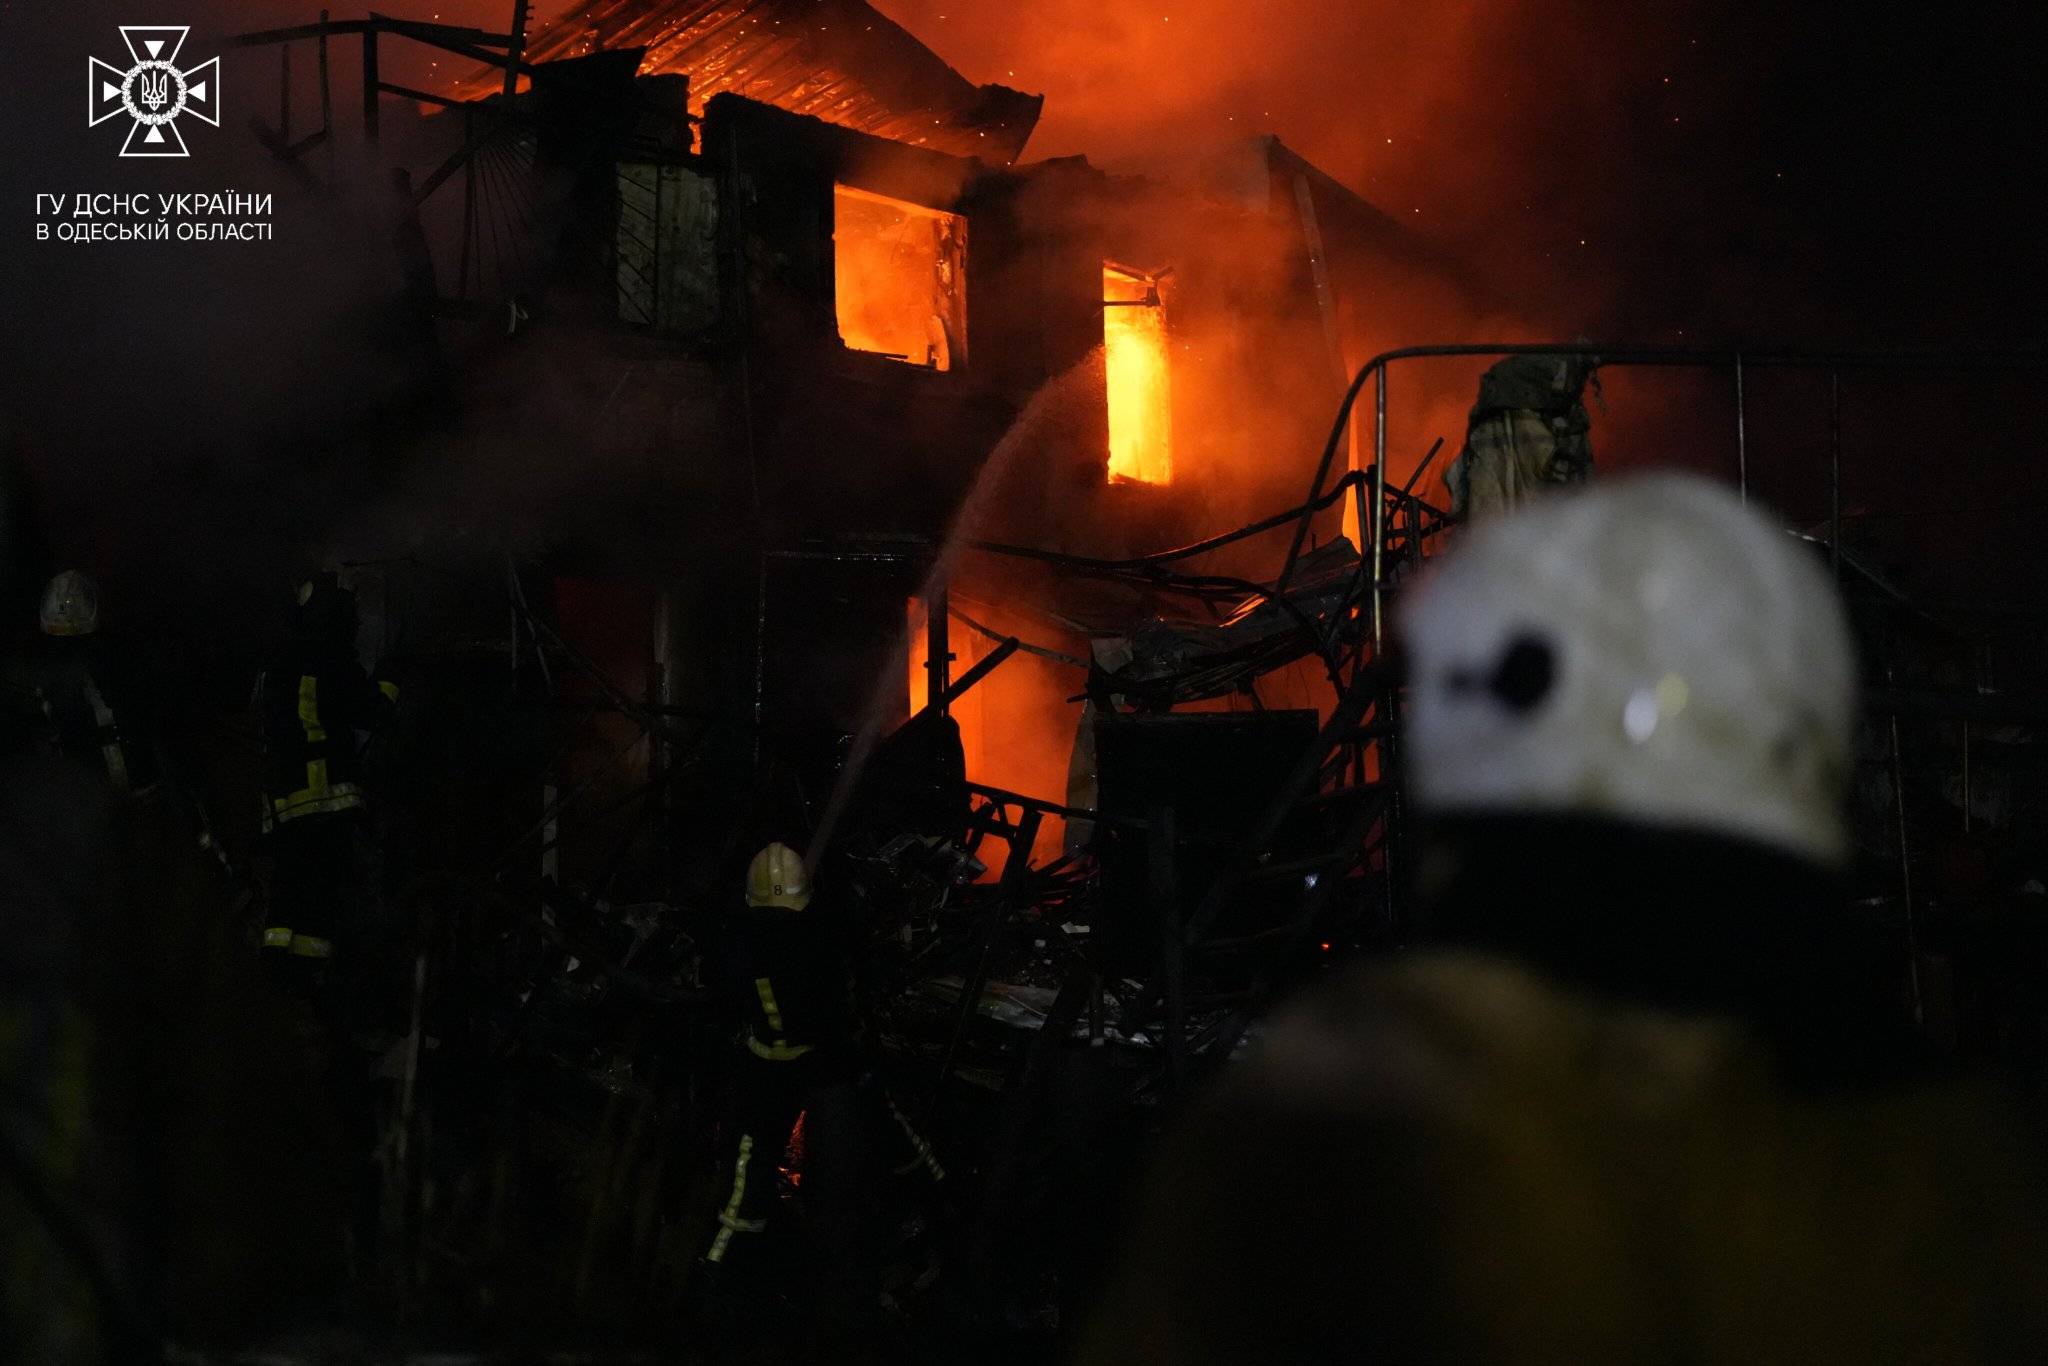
[869,0,2046,602]
[3,0,2040,658]
[874,0,2043,349]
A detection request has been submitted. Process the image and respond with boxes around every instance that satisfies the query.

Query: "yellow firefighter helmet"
[39,570,100,637]
[746,842,812,910]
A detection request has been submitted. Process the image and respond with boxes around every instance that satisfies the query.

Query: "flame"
[908,597,1072,877]
[780,1109,806,1186]
[835,185,968,370]
[1104,264,1172,484]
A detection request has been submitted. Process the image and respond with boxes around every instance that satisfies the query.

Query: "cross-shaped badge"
[89,26,221,158]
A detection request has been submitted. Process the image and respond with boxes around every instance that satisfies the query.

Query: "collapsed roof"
[457,0,1043,162]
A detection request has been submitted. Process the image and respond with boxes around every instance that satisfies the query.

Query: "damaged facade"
[1,2,2042,1359]
[235,1,1442,884]
[160,0,1465,1336]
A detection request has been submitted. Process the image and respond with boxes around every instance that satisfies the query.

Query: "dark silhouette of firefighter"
[1084,475,2048,1364]
[1,571,158,793]
[699,842,945,1308]
[0,481,155,1361]
[257,572,398,984]
[1443,350,1600,522]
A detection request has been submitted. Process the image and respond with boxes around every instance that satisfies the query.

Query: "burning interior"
[1103,262,1173,484]
[834,183,967,369]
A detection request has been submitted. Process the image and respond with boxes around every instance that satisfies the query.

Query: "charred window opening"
[1104,262,1172,485]
[616,163,720,334]
[834,184,967,371]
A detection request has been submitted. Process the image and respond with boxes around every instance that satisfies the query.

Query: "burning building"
[158,4,1459,1324]
[4,1,2044,1358]
[217,0,1455,887]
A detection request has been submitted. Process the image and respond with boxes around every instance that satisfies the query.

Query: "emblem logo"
[89,26,221,158]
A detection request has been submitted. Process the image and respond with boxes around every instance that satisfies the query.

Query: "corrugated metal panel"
[459,0,1042,162]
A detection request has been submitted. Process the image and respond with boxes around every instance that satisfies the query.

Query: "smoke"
[873,0,2044,349]
[864,0,2047,609]
[2,0,2039,677]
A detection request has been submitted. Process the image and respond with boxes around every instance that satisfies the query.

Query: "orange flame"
[1104,263,1172,484]
[908,598,1073,877]
[835,184,968,370]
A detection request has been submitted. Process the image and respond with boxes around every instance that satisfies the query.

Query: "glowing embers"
[833,184,968,371]
[1104,262,1173,485]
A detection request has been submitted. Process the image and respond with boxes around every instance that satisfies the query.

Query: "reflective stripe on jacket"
[259,656,396,828]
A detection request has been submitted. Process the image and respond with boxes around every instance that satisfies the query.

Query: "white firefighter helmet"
[746,842,812,910]
[39,570,100,637]
[1398,473,1856,869]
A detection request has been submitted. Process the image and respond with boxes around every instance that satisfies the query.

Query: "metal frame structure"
[939,342,2045,1089]
[232,11,543,305]
[1283,343,2048,638]
[229,12,530,145]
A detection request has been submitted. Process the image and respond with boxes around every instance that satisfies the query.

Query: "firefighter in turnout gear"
[1,571,159,792]
[1443,351,1600,522]
[700,843,945,1297]
[1084,476,2048,1365]
[257,572,398,980]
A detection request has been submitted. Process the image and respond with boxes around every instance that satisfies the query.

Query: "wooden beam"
[236,15,513,48]
[369,16,515,47]
[230,18,370,47]
[248,117,325,192]
[412,116,509,205]
[362,24,379,143]
[503,1,530,99]
[378,81,469,110]
[382,28,538,74]
[318,11,332,135]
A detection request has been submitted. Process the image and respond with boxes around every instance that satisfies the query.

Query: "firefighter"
[1083,475,2048,1364]
[257,571,398,986]
[699,843,945,1299]
[1,571,158,792]
[1,526,153,1363]
[1443,350,1600,522]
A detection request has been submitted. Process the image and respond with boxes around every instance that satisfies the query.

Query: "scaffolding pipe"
[459,106,477,297]
[925,586,953,717]
[1962,721,1972,834]
[1733,352,1748,503]
[1830,370,1844,579]
[750,561,768,767]
[318,13,331,135]
[1282,343,2043,598]
[362,24,379,143]
[503,0,530,101]
[1888,694,1924,1029]
[1372,364,1387,651]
